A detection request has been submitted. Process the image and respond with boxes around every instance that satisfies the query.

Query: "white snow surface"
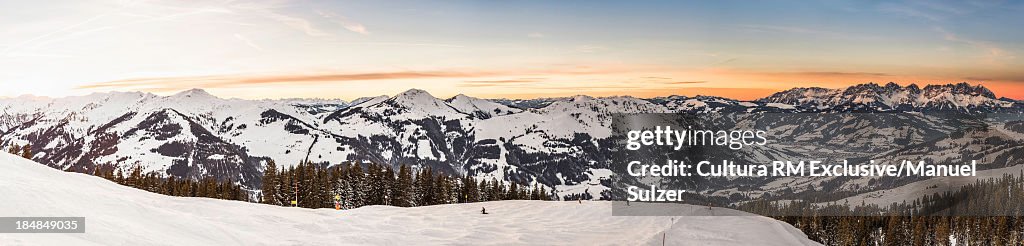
[0,153,818,246]
[447,94,522,118]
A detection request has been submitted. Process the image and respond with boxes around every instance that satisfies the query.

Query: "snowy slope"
[0,153,818,246]
[0,89,349,188]
[446,94,522,119]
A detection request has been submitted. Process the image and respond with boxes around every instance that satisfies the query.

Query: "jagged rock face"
[490,98,564,109]
[0,83,1021,200]
[759,82,1014,112]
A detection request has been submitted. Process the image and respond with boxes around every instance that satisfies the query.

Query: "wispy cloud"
[710,58,738,66]
[2,1,258,57]
[933,26,1012,63]
[233,34,263,51]
[664,81,708,85]
[513,85,643,90]
[0,0,133,57]
[225,1,334,37]
[576,45,607,53]
[878,3,943,21]
[700,68,899,86]
[912,1,968,15]
[639,77,707,85]
[75,65,644,93]
[460,78,546,87]
[962,73,1024,83]
[735,25,868,40]
[78,71,502,91]
[873,1,1012,64]
[527,32,545,38]
[333,42,464,48]
[263,11,330,37]
[794,71,891,77]
[315,10,368,35]
[877,1,979,21]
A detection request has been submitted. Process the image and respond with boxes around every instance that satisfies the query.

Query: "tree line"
[8,143,250,202]
[7,143,33,159]
[260,160,553,209]
[738,172,1024,245]
[91,163,250,202]
[7,143,553,208]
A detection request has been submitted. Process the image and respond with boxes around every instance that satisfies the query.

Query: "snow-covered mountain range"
[1,82,1021,201]
[759,82,1014,112]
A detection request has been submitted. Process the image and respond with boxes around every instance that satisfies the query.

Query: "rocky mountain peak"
[921,82,995,99]
[760,82,1003,111]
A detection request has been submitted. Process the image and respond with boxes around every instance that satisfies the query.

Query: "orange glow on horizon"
[70,68,1024,101]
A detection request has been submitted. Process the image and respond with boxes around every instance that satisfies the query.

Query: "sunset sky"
[2,0,1022,100]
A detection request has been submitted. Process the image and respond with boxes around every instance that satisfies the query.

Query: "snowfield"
[0,153,818,245]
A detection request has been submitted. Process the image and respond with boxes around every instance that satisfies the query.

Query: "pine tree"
[383,165,396,205]
[477,179,487,201]
[489,178,504,201]
[280,166,296,207]
[332,164,352,209]
[531,183,540,200]
[415,167,434,205]
[992,216,1007,245]
[261,160,279,205]
[127,166,142,188]
[20,144,32,159]
[182,179,194,197]
[394,164,414,207]
[462,176,479,203]
[434,175,451,204]
[196,178,207,198]
[295,161,310,207]
[7,144,19,155]
[539,185,550,201]
[934,217,950,245]
[366,163,384,205]
[314,162,331,208]
[300,161,318,208]
[165,175,177,196]
[347,163,366,208]
[207,178,219,199]
[911,217,926,246]
[114,168,125,185]
[91,164,102,178]
[508,181,519,200]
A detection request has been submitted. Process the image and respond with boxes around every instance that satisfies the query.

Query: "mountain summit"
[172,88,217,99]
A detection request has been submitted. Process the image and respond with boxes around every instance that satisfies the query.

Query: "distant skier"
[481,207,488,215]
